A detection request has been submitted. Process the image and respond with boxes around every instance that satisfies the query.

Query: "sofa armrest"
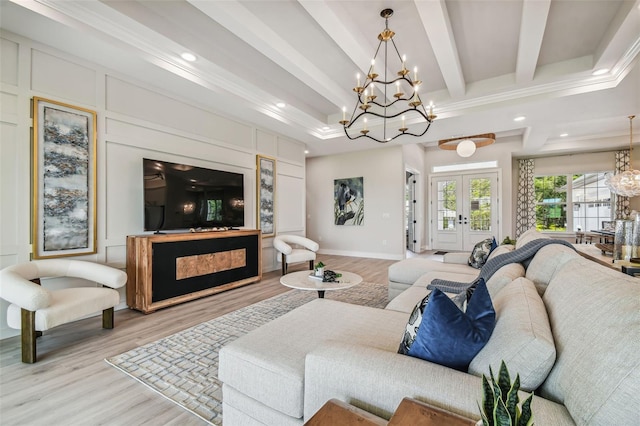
[304,342,576,426]
[443,252,470,265]
[304,342,483,421]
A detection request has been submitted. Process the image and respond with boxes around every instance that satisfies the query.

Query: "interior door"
[431,172,498,251]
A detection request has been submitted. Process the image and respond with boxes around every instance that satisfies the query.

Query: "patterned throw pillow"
[398,293,431,355]
[468,237,497,269]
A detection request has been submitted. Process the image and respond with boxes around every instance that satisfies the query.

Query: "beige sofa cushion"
[485,263,525,297]
[388,258,478,286]
[487,244,514,260]
[515,228,548,249]
[468,277,556,391]
[539,257,640,425]
[525,244,580,294]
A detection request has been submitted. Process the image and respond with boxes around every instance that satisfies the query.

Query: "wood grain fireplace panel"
[176,249,247,280]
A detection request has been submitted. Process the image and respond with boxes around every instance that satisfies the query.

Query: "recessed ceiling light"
[514,116,526,122]
[304,150,309,154]
[560,133,569,137]
[322,126,330,130]
[592,68,609,76]
[181,52,197,62]
[276,102,286,108]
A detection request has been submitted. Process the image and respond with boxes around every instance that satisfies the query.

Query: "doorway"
[406,171,419,253]
[430,172,499,252]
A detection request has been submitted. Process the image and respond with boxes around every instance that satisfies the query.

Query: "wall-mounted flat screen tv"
[143,158,245,232]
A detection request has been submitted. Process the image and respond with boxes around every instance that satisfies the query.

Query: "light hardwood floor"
[0,254,414,426]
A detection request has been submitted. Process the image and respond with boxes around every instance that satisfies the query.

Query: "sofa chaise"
[218,229,640,425]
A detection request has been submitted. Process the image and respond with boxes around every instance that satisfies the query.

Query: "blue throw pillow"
[406,279,496,371]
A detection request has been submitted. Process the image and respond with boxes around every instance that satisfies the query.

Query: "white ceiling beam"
[299,1,397,108]
[188,0,351,109]
[515,0,550,84]
[594,0,640,73]
[298,1,371,77]
[413,0,465,98]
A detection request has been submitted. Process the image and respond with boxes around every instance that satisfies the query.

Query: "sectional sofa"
[218,229,640,425]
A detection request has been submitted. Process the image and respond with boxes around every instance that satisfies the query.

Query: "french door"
[431,172,498,252]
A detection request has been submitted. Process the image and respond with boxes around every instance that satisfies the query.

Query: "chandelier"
[605,115,640,197]
[339,9,436,143]
[438,133,496,158]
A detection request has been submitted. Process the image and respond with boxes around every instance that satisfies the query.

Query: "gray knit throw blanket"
[428,238,576,294]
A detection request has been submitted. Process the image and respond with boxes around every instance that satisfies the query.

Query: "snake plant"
[479,361,534,426]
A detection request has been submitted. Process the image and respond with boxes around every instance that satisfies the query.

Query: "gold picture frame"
[32,97,97,259]
[256,155,276,237]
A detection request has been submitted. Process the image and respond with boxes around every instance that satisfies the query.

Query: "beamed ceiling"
[1,0,639,157]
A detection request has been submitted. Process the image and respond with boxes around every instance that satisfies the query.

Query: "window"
[534,173,611,232]
[437,180,457,231]
[468,177,491,231]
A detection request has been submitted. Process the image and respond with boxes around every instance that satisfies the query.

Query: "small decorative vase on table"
[314,262,325,277]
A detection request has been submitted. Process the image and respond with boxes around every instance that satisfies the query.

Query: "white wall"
[306,146,406,260]
[0,31,306,339]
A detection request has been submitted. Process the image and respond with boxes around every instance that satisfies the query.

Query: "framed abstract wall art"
[32,97,97,259]
[256,155,276,237]
[334,176,364,226]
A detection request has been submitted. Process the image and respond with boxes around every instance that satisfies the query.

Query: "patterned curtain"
[515,159,536,238]
[614,150,631,219]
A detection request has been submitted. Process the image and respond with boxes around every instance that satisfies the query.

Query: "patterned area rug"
[105,281,389,425]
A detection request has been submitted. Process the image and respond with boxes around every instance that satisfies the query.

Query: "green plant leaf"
[497,361,512,404]
[478,402,491,426]
[505,374,520,420]
[493,398,513,426]
[480,375,495,426]
[518,394,534,426]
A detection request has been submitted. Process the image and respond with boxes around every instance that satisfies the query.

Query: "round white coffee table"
[280,270,362,298]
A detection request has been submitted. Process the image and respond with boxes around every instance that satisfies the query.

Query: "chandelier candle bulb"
[395,81,403,98]
[399,115,408,132]
[369,59,378,79]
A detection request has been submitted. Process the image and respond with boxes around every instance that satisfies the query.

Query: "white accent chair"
[273,235,320,275]
[0,259,128,363]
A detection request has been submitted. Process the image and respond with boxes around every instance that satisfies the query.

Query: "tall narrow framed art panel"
[32,97,97,259]
[256,155,276,237]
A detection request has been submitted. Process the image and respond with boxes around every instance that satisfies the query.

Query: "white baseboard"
[317,249,404,261]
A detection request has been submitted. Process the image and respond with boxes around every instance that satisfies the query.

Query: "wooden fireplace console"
[126,229,262,313]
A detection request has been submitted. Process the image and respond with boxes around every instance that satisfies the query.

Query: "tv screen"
[143,158,245,232]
